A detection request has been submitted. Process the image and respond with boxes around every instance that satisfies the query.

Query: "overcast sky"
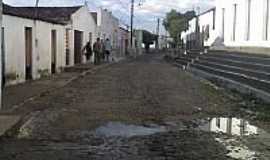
[3,0,215,35]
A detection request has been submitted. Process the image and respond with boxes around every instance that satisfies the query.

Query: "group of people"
[82,38,112,65]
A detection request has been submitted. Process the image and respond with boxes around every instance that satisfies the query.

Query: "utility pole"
[130,0,134,48]
[0,0,2,109]
[156,18,160,49]
[156,18,160,36]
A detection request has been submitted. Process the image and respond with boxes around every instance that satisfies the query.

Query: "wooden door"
[25,27,33,80]
[74,30,83,64]
[51,30,57,74]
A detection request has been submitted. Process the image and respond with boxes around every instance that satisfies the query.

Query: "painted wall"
[0,0,2,108]
[183,0,270,53]
[97,8,119,49]
[215,0,270,48]
[198,9,219,46]
[118,28,129,58]
[2,14,65,85]
[68,6,97,64]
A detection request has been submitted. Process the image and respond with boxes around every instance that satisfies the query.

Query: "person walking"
[93,38,102,65]
[82,41,92,61]
[105,38,112,62]
[101,39,106,61]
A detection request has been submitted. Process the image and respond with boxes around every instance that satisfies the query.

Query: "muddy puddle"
[1,120,269,159]
[198,117,270,160]
[95,122,166,138]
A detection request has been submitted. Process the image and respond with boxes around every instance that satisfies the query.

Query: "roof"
[197,7,216,17]
[3,3,82,25]
[90,12,97,24]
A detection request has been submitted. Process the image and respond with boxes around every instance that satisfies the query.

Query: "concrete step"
[206,51,270,65]
[195,60,270,82]
[209,50,270,59]
[190,63,270,94]
[199,56,270,73]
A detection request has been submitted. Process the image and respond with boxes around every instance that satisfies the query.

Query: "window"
[222,8,225,39]
[246,0,251,40]
[216,118,221,128]
[232,4,237,41]
[65,29,70,66]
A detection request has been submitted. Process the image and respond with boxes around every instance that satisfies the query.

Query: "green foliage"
[142,30,158,45]
[163,9,196,45]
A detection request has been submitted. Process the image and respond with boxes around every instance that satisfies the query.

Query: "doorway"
[1,27,5,87]
[51,30,57,74]
[25,27,33,80]
[74,30,83,64]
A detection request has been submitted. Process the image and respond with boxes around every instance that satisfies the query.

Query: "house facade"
[215,0,270,53]
[183,0,270,54]
[96,8,119,49]
[2,4,97,85]
[182,8,217,50]
[118,27,129,58]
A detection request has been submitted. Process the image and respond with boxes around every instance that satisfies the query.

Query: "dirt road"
[0,53,269,160]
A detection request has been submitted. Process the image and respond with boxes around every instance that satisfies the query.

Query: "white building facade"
[2,4,97,85]
[183,0,270,54]
[96,8,119,49]
[215,0,270,52]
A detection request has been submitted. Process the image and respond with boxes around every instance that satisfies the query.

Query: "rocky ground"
[0,53,269,160]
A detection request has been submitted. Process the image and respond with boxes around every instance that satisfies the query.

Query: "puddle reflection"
[200,117,270,160]
[201,117,259,136]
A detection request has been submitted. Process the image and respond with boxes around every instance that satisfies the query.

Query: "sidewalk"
[3,63,96,111]
[0,62,105,137]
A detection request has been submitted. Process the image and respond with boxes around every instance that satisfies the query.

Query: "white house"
[2,4,97,85]
[214,0,270,54]
[94,8,121,60]
[118,27,129,57]
[96,8,119,49]
[183,0,270,54]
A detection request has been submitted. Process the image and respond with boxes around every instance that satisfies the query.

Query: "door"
[1,27,5,87]
[74,30,83,64]
[25,27,33,80]
[51,30,57,74]
[65,29,70,66]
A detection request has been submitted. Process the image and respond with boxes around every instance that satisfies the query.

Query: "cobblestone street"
[0,53,269,160]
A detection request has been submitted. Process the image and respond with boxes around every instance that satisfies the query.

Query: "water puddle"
[199,117,270,160]
[95,122,166,138]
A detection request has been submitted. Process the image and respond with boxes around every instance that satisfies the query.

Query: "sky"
[3,0,215,35]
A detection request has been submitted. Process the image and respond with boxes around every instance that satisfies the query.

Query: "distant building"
[96,8,119,48]
[182,8,216,50]
[118,27,129,57]
[2,4,97,85]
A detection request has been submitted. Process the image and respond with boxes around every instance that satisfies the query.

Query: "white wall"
[97,8,119,49]
[215,0,270,48]
[68,6,97,64]
[198,9,219,46]
[2,15,66,85]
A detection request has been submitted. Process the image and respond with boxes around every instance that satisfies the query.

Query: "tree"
[142,30,158,52]
[163,9,195,47]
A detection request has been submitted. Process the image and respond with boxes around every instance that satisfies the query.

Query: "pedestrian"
[82,41,92,61]
[101,39,106,61]
[105,38,112,62]
[93,38,102,65]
